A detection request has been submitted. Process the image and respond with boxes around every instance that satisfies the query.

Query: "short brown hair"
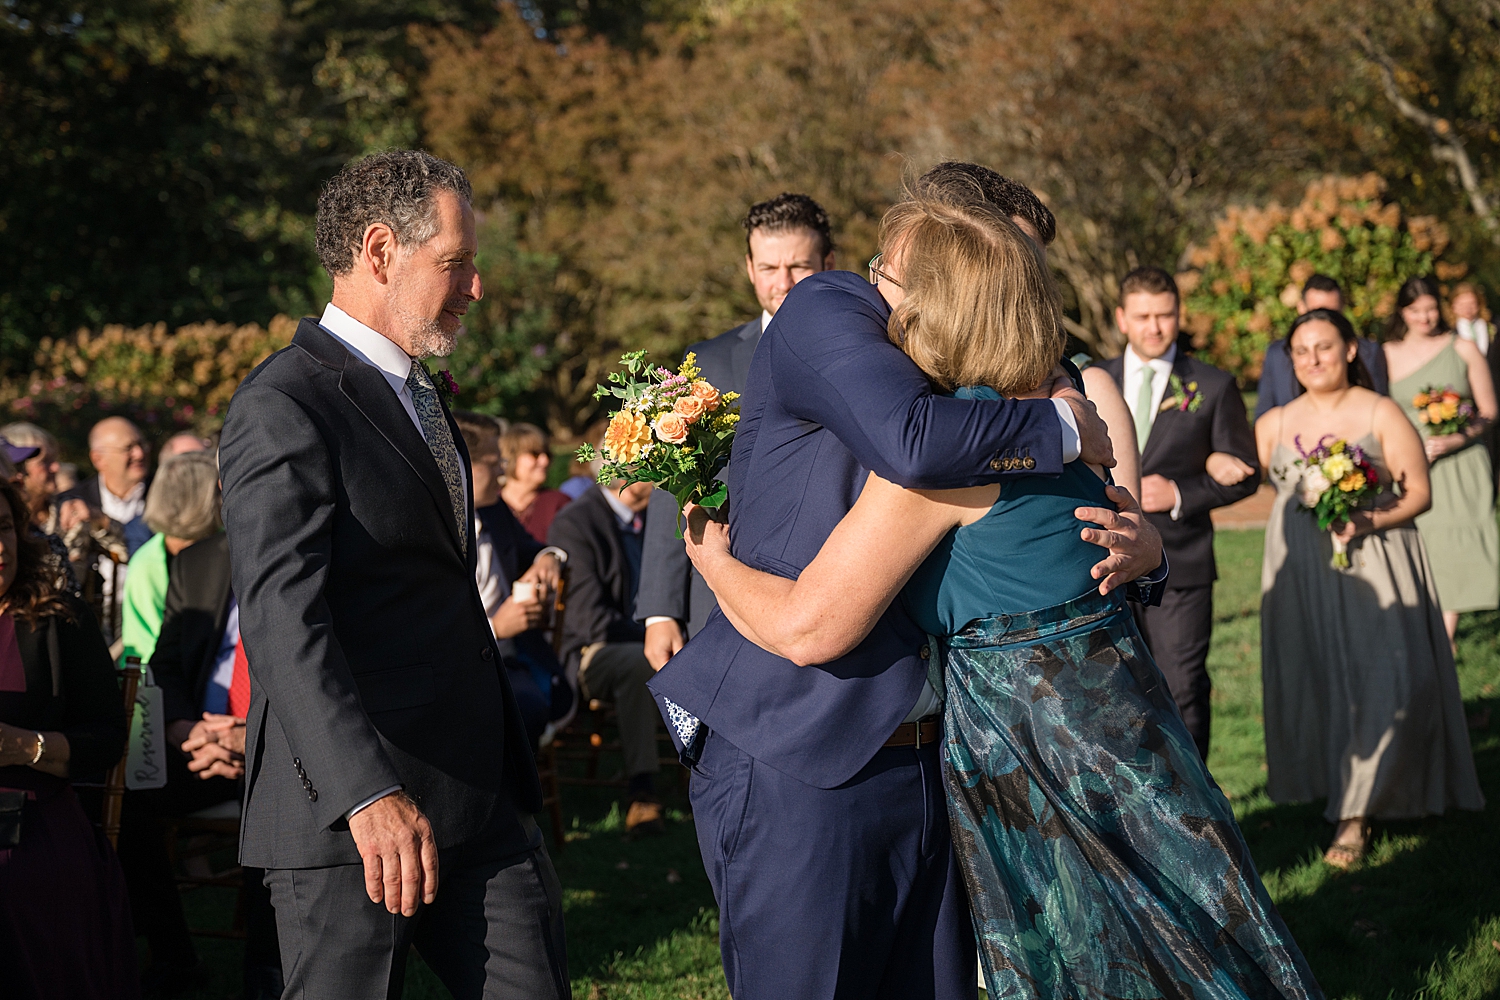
[914,162,1056,246]
[1119,266,1179,305]
[744,193,834,259]
[499,422,549,466]
[880,199,1064,396]
[453,410,503,456]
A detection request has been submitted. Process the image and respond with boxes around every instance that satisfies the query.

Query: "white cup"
[512,581,538,605]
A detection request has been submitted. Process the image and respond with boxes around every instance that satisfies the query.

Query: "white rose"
[1302,467,1331,496]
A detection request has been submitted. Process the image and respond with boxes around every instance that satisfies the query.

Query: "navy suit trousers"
[690,730,976,1000]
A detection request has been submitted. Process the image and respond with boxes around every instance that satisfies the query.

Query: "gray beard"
[393,303,459,359]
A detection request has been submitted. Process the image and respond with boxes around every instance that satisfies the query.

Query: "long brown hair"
[0,481,72,625]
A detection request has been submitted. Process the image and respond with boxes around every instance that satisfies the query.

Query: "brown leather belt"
[884,716,941,749]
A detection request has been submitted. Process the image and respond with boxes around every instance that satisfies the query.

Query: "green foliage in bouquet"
[576,351,740,517]
[1179,174,1469,380]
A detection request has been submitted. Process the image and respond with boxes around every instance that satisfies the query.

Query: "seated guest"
[501,422,572,543]
[455,412,570,747]
[548,475,664,836]
[0,481,137,1000]
[0,423,62,530]
[56,417,155,634]
[159,433,209,459]
[119,452,221,667]
[117,471,283,999]
[558,419,608,499]
[1255,274,1390,419]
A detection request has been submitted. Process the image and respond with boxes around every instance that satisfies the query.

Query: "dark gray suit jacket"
[633,317,762,638]
[1099,350,1259,588]
[220,318,542,870]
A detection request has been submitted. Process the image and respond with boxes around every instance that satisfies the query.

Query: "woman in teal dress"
[685,199,1321,998]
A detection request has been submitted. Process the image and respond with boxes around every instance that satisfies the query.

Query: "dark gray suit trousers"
[265,819,569,1000]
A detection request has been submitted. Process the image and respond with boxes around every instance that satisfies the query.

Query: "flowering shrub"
[0,317,296,456]
[1179,174,1467,379]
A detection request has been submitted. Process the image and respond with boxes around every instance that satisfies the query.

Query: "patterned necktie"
[405,363,468,553]
[1134,365,1156,453]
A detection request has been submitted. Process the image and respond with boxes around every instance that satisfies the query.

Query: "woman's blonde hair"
[144,451,222,542]
[880,198,1064,396]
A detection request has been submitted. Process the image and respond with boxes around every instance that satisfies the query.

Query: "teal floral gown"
[900,387,1322,999]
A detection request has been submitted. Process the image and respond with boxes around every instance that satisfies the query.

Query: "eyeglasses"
[868,253,902,289]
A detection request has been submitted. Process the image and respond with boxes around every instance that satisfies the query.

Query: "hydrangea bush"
[1179,174,1468,380]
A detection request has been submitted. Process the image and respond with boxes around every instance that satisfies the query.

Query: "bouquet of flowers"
[576,351,740,521]
[1292,434,1381,568]
[1411,385,1477,436]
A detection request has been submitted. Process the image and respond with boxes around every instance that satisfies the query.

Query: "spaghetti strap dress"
[1260,422,1483,821]
[1388,336,1499,612]
[900,386,1323,1000]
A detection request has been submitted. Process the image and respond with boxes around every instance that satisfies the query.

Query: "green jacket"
[121,532,169,665]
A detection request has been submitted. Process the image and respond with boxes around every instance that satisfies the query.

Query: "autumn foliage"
[1180,175,1461,376]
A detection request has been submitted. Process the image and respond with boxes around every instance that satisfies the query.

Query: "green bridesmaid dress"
[1389,335,1499,613]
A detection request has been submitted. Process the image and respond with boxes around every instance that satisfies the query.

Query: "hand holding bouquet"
[1411,385,1476,436]
[1292,435,1381,568]
[576,351,740,523]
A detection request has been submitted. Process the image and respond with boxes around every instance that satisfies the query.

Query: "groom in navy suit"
[650,163,1166,999]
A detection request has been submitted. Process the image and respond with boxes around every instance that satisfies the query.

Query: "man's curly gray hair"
[314,149,474,277]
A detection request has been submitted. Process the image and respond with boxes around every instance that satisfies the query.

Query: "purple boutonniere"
[1159,374,1203,414]
[437,369,460,398]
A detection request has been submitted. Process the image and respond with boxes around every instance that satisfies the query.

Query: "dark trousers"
[117,751,281,992]
[1131,584,1214,759]
[265,821,568,1000]
[689,729,976,1000]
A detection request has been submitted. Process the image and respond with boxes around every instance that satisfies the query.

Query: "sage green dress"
[1390,336,1500,613]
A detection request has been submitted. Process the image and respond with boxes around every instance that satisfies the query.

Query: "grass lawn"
[172,529,1498,999]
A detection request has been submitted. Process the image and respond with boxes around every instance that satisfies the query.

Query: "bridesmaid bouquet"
[1292,435,1381,568]
[1411,385,1476,436]
[576,351,740,520]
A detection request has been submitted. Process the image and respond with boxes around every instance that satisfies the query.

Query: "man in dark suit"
[547,478,663,834]
[219,150,568,999]
[1100,267,1260,760]
[1254,274,1389,419]
[635,193,836,666]
[649,174,1165,998]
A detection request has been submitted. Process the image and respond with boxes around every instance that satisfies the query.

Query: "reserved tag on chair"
[125,668,168,791]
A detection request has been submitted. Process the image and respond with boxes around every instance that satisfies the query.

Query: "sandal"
[1322,842,1364,869]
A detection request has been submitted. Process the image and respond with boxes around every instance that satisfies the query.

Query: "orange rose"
[689,380,721,411]
[653,411,689,444]
[673,395,707,422]
[603,410,652,463]
[1426,402,1445,423]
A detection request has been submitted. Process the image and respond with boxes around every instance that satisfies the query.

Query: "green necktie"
[1134,366,1156,452]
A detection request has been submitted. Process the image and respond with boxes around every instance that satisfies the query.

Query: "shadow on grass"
[1233,699,1500,999]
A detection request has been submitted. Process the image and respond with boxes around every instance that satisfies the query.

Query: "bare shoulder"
[1081,365,1121,398]
[1253,404,1283,440]
[1453,335,1487,367]
[1371,394,1415,435]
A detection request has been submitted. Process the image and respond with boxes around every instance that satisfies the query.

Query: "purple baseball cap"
[0,437,40,465]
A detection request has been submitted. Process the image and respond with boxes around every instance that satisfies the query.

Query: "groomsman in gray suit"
[635,193,836,667]
[220,150,568,999]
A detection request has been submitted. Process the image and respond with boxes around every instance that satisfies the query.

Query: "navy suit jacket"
[647,271,1066,788]
[1255,336,1388,419]
[634,317,762,637]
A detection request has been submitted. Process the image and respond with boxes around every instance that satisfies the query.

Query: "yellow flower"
[1440,400,1459,420]
[1426,402,1445,424]
[1338,470,1366,492]
[604,409,652,463]
[1323,454,1354,482]
[1412,392,1430,408]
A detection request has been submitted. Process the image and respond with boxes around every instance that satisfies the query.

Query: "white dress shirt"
[1457,317,1490,356]
[318,302,469,526]
[1122,343,1184,520]
[318,302,469,819]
